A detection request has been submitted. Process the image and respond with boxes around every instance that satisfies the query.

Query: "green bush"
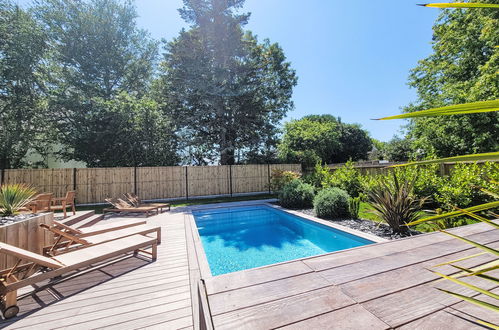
[327,161,362,197]
[279,179,315,208]
[313,187,350,219]
[436,162,499,210]
[305,161,362,197]
[361,165,442,207]
[268,169,301,192]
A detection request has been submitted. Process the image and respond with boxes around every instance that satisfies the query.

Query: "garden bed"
[0,212,54,269]
[292,208,422,240]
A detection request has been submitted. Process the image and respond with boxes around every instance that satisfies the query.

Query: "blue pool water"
[193,205,374,276]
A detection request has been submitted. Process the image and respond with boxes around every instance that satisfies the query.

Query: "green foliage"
[367,172,428,234]
[307,162,362,197]
[157,0,297,165]
[71,93,179,167]
[436,162,499,210]
[32,0,162,167]
[0,184,36,216]
[278,179,315,209]
[269,169,301,192]
[313,187,350,219]
[0,1,49,169]
[404,2,499,158]
[278,115,372,166]
[303,163,333,189]
[383,136,414,162]
[348,197,361,219]
[326,161,363,197]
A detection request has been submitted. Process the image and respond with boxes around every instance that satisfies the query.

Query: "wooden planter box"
[0,212,54,270]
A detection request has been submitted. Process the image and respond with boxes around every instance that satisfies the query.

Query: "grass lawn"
[75,193,278,214]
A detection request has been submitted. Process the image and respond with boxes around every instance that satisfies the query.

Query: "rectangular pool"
[192,205,374,276]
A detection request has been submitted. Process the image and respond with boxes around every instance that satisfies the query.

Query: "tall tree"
[404,1,499,158]
[35,0,176,166]
[156,0,297,165]
[0,1,48,169]
[278,115,372,165]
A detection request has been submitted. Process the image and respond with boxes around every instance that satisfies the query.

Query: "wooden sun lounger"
[0,235,157,319]
[102,205,160,217]
[42,222,162,255]
[54,218,147,237]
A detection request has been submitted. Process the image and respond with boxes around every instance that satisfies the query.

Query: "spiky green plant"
[348,196,361,219]
[0,184,37,216]
[367,172,428,234]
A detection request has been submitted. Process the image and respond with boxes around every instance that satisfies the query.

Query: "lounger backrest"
[53,220,82,235]
[0,242,64,269]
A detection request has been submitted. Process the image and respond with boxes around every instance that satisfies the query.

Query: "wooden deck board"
[279,304,391,330]
[211,286,355,329]
[2,204,497,329]
[204,219,498,329]
[2,210,198,330]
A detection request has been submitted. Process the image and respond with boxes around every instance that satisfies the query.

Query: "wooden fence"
[313,160,496,176]
[0,164,301,204]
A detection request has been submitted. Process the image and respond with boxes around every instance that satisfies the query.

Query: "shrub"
[269,169,301,192]
[367,172,428,234]
[305,161,362,197]
[0,184,37,216]
[348,196,361,219]
[326,161,362,197]
[361,165,442,203]
[313,187,350,219]
[303,162,331,188]
[436,162,499,210]
[278,179,315,208]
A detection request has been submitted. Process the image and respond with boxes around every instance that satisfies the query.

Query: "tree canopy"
[279,115,372,166]
[155,0,297,165]
[0,1,48,169]
[404,2,499,158]
[32,0,178,167]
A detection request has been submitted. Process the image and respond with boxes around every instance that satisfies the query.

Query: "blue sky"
[135,0,440,142]
[18,0,440,142]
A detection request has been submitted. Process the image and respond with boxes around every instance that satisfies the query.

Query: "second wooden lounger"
[0,235,157,319]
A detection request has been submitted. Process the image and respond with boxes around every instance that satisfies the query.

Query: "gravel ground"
[293,208,422,240]
[0,213,39,226]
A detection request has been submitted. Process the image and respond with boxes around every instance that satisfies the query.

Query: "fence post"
[72,168,77,203]
[185,166,189,200]
[229,165,233,197]
[0,167,4,186]
[134,167,138,195]
[267,164,271,194]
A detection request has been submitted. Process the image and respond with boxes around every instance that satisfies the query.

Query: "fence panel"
[2,164,302,204]
[231,165,269,194]
[137,166,186,200]
[3,168,73,198]
[76,167,134,204]
[187,166,230,197]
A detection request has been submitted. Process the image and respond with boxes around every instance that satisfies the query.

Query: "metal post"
[72,168,77,191]
[134,166,138,195]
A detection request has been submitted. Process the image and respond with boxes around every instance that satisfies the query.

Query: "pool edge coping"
[187,200,388,280]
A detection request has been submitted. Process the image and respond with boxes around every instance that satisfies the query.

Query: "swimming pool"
[192,205,374,276]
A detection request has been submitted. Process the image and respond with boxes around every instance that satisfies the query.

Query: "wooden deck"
[202,219,499,329]
[1,201,497,329]
[1,209,197,329]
